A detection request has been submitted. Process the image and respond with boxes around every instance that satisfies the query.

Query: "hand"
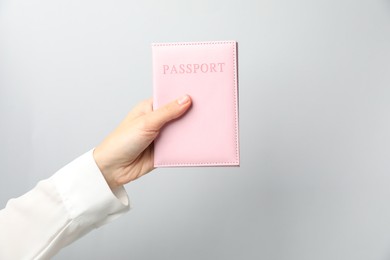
[93,95,192,190]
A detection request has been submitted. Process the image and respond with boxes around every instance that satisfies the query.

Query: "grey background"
[1,0,390,259]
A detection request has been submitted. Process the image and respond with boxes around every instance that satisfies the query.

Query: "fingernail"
[177,95,190,105]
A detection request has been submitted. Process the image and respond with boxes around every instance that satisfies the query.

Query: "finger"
[145,95,192,130]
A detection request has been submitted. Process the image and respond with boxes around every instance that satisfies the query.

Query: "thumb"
[146,95,192,130]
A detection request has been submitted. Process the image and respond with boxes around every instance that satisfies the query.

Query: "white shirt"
[0,150,130,259]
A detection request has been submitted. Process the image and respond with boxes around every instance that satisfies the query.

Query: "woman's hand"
[93,95,192,190]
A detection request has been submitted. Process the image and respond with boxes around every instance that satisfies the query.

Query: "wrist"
[93,147,118,190]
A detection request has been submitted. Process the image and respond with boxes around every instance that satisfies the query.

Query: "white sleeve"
[0,149,130,260]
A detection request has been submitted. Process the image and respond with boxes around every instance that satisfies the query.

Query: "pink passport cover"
[152,41,239,167]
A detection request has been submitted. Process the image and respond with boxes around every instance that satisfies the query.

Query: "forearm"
[0,150,129,259]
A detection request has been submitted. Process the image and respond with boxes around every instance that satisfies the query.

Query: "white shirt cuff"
[50,149,130,227]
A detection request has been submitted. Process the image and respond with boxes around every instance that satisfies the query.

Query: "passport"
[152,41,239,167]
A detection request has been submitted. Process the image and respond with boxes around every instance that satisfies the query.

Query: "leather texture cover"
[152,41,239,167]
